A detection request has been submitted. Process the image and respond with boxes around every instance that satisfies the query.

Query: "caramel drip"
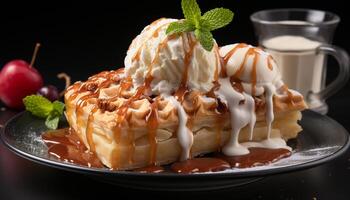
[85,106,99,152]
[281,84,295,106]
[75,79,114,132]
[108,76,133,102]
[147,98,159,165]
[233,47,253,78]
[70,71,120,168]
[175,33,197,102]
[206,44,221,98]
[66,83,81,102]
[221,43,248,77]
[213,44,220,82]
[127,129,135,164]
[132,22,171,62]
[230,77,244,93]
[267,55,274,71]
[42,128,103,168]
[111,34,176,169]
[232,47,260,96]
[206,81,220,98]
[251,52,259,96]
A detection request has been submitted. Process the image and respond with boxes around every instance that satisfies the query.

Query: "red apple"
[0,60,43,109]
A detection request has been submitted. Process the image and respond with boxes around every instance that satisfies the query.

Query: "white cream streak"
[264,83,275,139]
[215,78,291,156]
[162,94,194,161]
[215,78,256,156]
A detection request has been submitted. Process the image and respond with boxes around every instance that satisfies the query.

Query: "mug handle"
[307,44,350,103]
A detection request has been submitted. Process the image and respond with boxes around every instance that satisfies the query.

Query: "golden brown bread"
[64,69,306,169]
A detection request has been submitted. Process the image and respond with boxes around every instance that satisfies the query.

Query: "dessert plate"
[1,110,349,191]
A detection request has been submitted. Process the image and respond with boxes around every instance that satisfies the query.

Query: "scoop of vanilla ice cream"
[125,18,219,95]
[219,44,283,95]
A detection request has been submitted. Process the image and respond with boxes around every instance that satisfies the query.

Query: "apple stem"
[30,43,41,68]
[57,73,71,97]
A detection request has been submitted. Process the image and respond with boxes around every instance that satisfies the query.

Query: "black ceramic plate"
[1,110,349,191]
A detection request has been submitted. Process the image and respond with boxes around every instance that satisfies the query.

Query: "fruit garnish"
[37,85,60,102]
[166,0,234,51]
[23,95,65,129]
[37,73,71,101]
[0,43,44,109]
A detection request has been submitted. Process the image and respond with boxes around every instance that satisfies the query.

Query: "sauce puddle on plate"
[42,128,291,173]
[42,128,103,168]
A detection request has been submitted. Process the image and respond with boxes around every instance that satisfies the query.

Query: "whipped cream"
[125,18,219,95]
[220,44,283,96]
[123,18,294,159]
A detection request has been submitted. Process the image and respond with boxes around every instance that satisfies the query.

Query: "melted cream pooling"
[215,78,256,155]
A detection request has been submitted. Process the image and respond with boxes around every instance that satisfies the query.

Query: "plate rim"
[1,110,349,178]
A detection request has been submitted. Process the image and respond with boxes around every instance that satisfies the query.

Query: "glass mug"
[250,9,349,114]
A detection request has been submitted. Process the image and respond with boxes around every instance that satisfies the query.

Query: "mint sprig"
[23,95,65,130]
[166,0,234,51]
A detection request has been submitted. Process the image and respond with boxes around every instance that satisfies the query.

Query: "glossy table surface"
[1,93,350,200]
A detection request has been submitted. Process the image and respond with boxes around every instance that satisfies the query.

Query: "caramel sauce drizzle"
[75,78,114,139]
[67,70,123,168]
[267,55,274,71]
[147,98,159,165]
[251,51,259,96]
[65,26,298,171]
[85,106,99,152]
[111,33,177,169]
[281,84,295,106]
[230,76,244,93]
[206,44,221,97]
[213,44,220,82]
[221,43,248,77]
[132,21,171,62]
[175,33,197,102]
[42,128,103,168]
[231,47,260,96]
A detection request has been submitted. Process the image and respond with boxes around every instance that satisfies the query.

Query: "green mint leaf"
[166,20,195,35]
[195,29,214,51]
[181,0,201,23]
[201,8,234,31]
[23,95,53,118]
[45,115,60,130]
[52,101,65,116]
[23,95,65,130]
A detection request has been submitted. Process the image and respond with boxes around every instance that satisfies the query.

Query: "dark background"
[1,0,349,124]
[1,1,350,199]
